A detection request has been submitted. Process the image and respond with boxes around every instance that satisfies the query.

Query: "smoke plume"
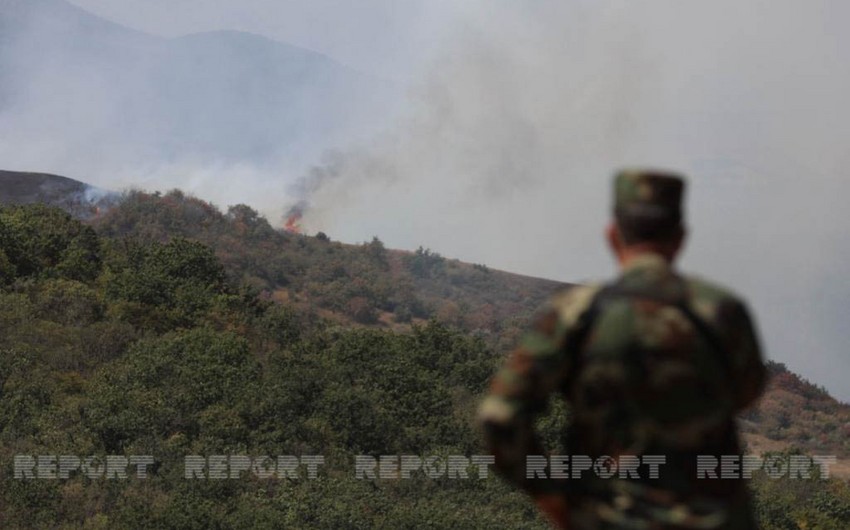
[290,0,850,401]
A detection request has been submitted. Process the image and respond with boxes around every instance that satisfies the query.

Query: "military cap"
[614,169,685,238]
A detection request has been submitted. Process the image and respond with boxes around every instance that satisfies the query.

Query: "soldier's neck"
[617,246,676,270]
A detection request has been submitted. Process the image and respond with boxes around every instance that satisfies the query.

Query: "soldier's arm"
[721,299,767,410]
[477,288,589,494]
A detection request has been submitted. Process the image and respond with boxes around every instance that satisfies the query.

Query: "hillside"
[0,170,116,219]
[88,188,850,464]
[0,183,848,528]
[741,362,850,476]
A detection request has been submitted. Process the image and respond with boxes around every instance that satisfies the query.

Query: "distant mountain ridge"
[0,0,393,170]
[0,0,154,42]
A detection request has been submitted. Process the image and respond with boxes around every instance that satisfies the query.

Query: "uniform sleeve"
[476,304,573,493]
[720,300,767,411]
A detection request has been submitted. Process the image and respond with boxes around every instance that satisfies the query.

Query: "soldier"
[478,170,767,529]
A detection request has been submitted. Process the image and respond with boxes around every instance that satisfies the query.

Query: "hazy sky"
[21,0,850,402]
[68,0,461,81]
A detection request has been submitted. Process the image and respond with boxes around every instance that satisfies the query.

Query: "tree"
[86,328,258,450]
[365,236,388,268]
[104,237,229,330]
[406,246,445,278]
[0,204,102,282]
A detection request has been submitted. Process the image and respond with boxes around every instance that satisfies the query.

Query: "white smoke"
[296,0,850,401]
[0,0,400,214]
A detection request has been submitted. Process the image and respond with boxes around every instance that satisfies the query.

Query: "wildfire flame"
[284,213,302,234]
[284,202,305,234]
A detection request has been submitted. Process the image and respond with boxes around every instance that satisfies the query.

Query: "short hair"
[615,215,683,245]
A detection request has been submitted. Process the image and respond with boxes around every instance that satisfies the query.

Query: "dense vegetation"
[0,198,848,529]
[92,190,561,341]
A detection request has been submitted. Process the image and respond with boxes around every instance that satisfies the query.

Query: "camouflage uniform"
[478,171,767,529]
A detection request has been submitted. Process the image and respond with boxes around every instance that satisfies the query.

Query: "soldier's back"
[552,253,764,529]
[479,170,767,529]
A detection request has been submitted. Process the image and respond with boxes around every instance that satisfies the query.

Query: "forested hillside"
[91,190,563,345]
[0,193,848,528]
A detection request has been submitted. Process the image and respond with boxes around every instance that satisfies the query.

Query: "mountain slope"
[1,182,849,528]
[0,170,115,218]
[2,171,847,472]
[90,187,850,470]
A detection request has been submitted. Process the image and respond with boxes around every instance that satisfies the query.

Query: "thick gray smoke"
[0,0,397,212]
[295,0,850,401]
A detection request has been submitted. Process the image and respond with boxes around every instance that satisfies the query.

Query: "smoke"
[296,1,686,251]
[82,184,114,204]
[291,0,850,401]
[0,0,398,214]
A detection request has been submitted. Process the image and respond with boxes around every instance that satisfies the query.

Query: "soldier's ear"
[606,222,624,257]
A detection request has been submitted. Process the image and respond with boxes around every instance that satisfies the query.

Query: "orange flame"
[284,212,303,234]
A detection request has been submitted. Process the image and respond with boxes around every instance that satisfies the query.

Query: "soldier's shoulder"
[682,273,750,320]
[683,274,744,302]
[546,282,605,327]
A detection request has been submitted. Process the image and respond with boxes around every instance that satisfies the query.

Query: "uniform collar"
[620,251,673,275]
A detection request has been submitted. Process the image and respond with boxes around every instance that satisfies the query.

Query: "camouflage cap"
[613,169,685,240]
[614,169,685,222]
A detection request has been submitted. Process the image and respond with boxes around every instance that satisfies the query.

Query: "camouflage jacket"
[478,252,767,529]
